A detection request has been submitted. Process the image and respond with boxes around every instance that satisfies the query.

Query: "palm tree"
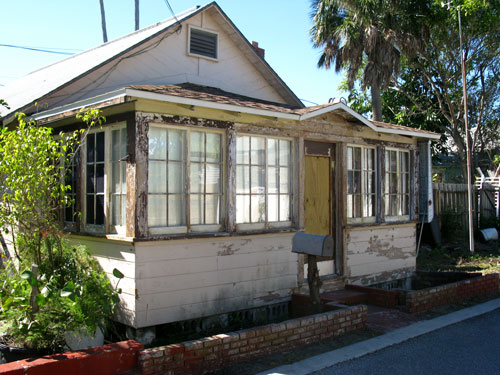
[135,0,140,31]
[99,0,108,43]
[310,0,427,121]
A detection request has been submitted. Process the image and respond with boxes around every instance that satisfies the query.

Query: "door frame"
[303,141,343,276]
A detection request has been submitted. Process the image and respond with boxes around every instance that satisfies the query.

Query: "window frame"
[346,144,377,224]
[384,147,411,222]
[187,25,219,61]
[82,123,127,235]
[235,134,294,231]
[147,124,226,235]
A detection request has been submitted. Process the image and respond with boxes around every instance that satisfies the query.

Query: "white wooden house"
[0,2,439,335]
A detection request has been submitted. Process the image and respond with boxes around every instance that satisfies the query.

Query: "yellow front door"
[304,156,331,235]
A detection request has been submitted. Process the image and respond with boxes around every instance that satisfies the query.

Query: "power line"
[163,0,180,23]
[0,43,76,55]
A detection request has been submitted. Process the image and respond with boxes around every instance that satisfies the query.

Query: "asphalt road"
[311,309,500,375]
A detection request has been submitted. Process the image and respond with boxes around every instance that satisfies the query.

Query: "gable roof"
[0,2,302,120]
[31,83,440,140]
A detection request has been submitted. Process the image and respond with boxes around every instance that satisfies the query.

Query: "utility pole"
[458,5,475,253]
[442,1,475,253]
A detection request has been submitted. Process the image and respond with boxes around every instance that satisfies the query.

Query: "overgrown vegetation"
[418,240,500,275]
[0,108,123,353]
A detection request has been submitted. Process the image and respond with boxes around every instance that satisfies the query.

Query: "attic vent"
[189,27,218,59]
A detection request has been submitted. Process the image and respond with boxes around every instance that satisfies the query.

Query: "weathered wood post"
[292,233,333,314]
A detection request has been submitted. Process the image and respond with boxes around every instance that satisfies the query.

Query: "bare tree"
[99,0,108,43]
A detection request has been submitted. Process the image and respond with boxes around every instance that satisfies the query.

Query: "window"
[148,126,223,234]
[189,26,218,60]
[84,125,127,234]
[347,146,376,222]
[384,149,410,219]
[110,128,127,230]
[236,135,292,229]
[86,131,105,226]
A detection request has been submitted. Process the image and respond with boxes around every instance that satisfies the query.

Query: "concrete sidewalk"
[257,298,500,375]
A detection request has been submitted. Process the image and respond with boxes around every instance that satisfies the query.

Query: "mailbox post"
[292,233,333,313]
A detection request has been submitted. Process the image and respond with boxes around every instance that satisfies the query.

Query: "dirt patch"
[418,237,500,275]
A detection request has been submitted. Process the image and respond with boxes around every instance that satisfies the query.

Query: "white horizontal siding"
[134,233,298,327]
[345,224,417,285]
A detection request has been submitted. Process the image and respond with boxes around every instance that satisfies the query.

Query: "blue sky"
[0,0,345,106]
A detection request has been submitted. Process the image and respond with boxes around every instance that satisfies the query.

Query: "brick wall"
[0,341,143,375]
[137,305,367,375]
[404,273,499,313]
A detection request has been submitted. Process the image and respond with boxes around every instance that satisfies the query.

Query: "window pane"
[353,147,361,170]
[121,162,127,192]
[236,165,250,194]
[279,195,290,221]
[251,166,265,194]
[87,165,95,193]
[168,195,185,226]
[268,139,277,166]
[206,164,220,194]
[402,195,409,215]
[390,151,397,171]
[250,195,265,223]
[353,171,361,194]
[353,194,361,218]
[96,164,105,193]
[190,194,203,225]
[347,195,353,218]
[87,133,95,163]
[236,195,250,223]
[400,152,409,172]
[268,194,278,222]
[112,162,121,193]
[251,137,266,165]
[347,171,353,194]
[86,195,94,224]
[280,167,290,194]
[96,132,105,162]
[111,129,126,161]
[149,161,167,193]
[190,163,203,193]
[347,147,353,170]
[168,162,184,194]
[95,195,105,225]
[148,195,167,227]
[168,130,184,161]
[206,133,221,163]
[205,195,220,225]
[111,195,121,226]
[268,167,278,194]
[279,140,291,167]
[149,127,167,160]
[190,131,204,162]
[236,136,249,164]
[390,173,398,193]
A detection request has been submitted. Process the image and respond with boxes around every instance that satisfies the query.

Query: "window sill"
[344,220,418,230]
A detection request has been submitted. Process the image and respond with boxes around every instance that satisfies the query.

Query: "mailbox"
[292,232,333,257]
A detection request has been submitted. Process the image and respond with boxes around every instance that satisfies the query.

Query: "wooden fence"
[433,182,498,232]
[433,183,474,232]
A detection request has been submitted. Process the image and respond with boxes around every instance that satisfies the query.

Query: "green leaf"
[2,296,14,309]
[112,268,124,279]
[35,294,46,306]
[20,270,37,287]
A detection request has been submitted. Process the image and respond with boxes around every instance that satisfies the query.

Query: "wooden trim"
[134,113,149,237]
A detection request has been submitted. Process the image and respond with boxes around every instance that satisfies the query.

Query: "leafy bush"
[0,243,123,352]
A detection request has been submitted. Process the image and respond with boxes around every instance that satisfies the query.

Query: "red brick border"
[137,305,367,375]
[0,340,143,375]
[404,273,499,313]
